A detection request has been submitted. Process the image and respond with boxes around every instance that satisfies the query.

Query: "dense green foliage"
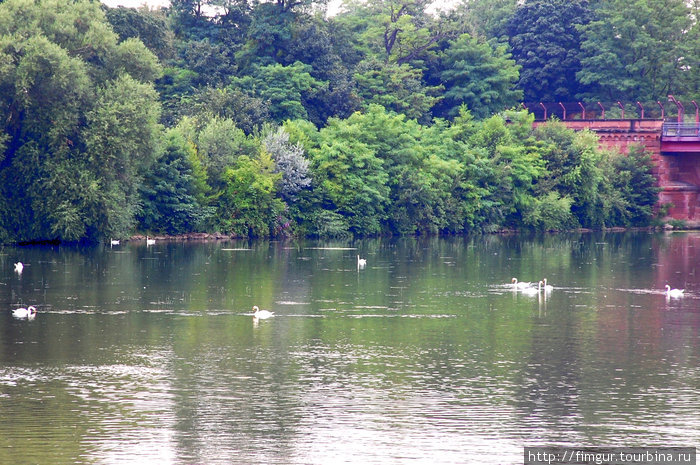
[0,0,161,242]
[508,0,593,102]
[577,0,696,102]
[0,0,676,242]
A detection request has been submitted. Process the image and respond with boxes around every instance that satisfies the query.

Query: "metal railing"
[662,122,700,137]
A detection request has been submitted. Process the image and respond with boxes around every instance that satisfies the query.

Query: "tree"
[310,104,476,235]
[420,116,488,232]
[334,0,455,66]
[169,0,217,41]
[284,16,362,123]
[467,111,544,228]
[178,38,236,87]
[139,128,211,234]
[234,1,295,69]
[173,86,270,134]
[533,121,609,228]
[454,0,518,42]
[507,0,594,102]
[0,0,162,242]
[230,61,327,122]
[307,111,392,236]
[84,75,162,237]
[354,58,442,123]
[191,116,258,188]
[111,38,163,83]
[263,127,311,202]
[216,152,286,237]
[607,145,659,226]
[104,6,175,60]
[577,0,697,102]
[437,33,522,119]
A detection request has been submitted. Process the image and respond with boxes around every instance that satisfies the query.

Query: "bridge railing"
[662,122,700,137]
[524,101,669,121]
[524,100,700,122]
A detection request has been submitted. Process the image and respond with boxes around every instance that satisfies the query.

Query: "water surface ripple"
[1,232,698,464]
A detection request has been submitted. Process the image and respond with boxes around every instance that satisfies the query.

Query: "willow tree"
[0,0,162,242]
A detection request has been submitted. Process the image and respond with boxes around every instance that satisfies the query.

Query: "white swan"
[146,236,155,245]
[12,305,36,319]
[542,278,554,292]
[511,278,531,289]
[252,305,274,319]
[110,238,120,246]
[665,285,685,298]
[520,281,543,295]
[14,262,23,273]
[357,255,367,267]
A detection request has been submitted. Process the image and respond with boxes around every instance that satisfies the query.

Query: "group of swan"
[512,278,554,294]
[107,237,156,246]
[513,278,686,299]
[511,278,532,290]
[9,303,274,322]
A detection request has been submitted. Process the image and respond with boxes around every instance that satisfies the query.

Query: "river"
[1,232,698,464]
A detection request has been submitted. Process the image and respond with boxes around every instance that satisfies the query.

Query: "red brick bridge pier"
[530,100,700,227]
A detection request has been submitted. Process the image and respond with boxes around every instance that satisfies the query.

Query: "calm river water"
[1,232,698,464]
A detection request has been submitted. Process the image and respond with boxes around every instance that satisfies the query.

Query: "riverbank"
[8,223,692,247]
[126,225,677,243]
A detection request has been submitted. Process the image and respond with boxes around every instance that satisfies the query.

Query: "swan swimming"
[110,238,120,246]
[252,305,274,319]
[357,255,367,267]
[520,281,543,295]
[511,278,532,289]
[542,278,554,292]
[665,285,685,298]
[146,236,155,245]
[14,262,23,273]
[12,305,37,319]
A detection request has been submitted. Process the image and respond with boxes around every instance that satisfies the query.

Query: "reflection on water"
[0,232,699,464]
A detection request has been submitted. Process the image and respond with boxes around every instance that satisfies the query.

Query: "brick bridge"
[530,100,700,227]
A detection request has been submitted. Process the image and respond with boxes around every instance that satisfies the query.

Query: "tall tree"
[263,127,311,203]
[354,58,442,123]
[467,111,544,228]
[139,128,211,234]
[169,0,217,40]
[577,0,697,102]
[310,120,390,235]
[284,16,361,122]
[230,61,327,123]
[217,152,285,237]
[191,116,259,187]
[508,0,594,102]
[235,1,296,69]
[437,33,522,119]
[173,86,269,134]
[0,0,162,242]
[104,6,175,60]
[454,0,518,42]
[533,121,611,228]
[334,0,454,65]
